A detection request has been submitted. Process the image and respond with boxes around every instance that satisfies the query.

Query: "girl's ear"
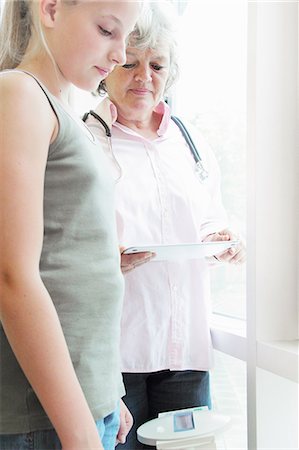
[39,0,59,28]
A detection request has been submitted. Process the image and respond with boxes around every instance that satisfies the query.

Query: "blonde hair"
[0,0,78,71]
[0,0,38,70]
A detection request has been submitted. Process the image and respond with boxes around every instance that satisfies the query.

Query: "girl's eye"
[122,64,135,69]
[151,64,164,71]
[99,26,112,37]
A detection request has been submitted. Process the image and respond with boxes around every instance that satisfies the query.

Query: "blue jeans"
[119,370,211,450]
[0,406,120,450]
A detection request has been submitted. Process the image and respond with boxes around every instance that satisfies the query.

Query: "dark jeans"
[0,407,120,450]
[119,369,211,450]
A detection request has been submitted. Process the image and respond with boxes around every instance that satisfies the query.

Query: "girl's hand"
[116,399,133,445]
[119,247,154,273]
[203,229,246,264]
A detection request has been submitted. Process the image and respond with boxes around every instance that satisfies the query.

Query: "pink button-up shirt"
[89,102,228,372]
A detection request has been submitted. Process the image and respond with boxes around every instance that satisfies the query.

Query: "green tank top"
[0,71,125,433]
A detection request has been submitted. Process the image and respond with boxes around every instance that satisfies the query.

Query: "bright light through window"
[173,0,247,320]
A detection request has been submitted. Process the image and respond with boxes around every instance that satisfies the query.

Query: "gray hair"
[99,1,179,96]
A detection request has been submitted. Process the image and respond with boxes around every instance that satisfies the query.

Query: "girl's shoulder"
[1,70,49,107]
[0,71,57,142]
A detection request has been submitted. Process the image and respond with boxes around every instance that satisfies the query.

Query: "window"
[172,0,247,321]
[172,2,248,446]
[173,2,298,448]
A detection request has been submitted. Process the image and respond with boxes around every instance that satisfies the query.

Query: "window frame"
[173,1,299,448]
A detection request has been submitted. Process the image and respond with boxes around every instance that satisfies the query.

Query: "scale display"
[173,411,195,432]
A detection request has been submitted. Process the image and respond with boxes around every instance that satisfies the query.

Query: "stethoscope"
[83,109,123,182]
[83,110,112,137]
[83,111,209,183]
[171,115,209,183]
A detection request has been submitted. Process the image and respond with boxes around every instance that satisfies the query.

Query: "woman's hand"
[203,229,246,264]
[120,247,154,273]
[94,97,118,129]
[116,399,134,445]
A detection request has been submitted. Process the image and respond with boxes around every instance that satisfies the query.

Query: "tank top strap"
[1,69,61,120]
[1,69,96,144]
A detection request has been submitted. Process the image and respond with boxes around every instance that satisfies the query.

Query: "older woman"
[85,2,246,449]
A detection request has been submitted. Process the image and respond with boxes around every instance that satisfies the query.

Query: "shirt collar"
[154,101,171,136]
[113,101,171,139]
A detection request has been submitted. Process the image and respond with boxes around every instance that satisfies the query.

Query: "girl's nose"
[109,40,127,67]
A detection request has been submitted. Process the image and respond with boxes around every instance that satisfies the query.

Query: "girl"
[0,1,141,449]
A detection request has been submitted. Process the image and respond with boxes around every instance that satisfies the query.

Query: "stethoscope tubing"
[83,111,209,182]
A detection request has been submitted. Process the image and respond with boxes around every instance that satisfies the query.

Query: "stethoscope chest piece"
[171,115,209,184]
[195,160,209,183]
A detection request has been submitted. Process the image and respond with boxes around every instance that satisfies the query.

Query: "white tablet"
[123,240,239,262]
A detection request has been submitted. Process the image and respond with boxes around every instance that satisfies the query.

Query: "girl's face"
[104,45,170,122]
[44,0,141,91]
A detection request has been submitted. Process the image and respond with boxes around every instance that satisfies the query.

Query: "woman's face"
[104,45,171,121]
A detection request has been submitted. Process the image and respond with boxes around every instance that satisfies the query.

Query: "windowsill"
[211,313,247,361]
[210,314,298,382]
[211,313,246,337]
[257,339,299,383]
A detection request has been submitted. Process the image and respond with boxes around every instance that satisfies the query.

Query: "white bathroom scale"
[137,407,231,446]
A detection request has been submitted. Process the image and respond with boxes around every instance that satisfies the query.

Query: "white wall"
[247,1,299,448]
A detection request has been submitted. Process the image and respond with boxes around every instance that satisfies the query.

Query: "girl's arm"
[0,75,103,450]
